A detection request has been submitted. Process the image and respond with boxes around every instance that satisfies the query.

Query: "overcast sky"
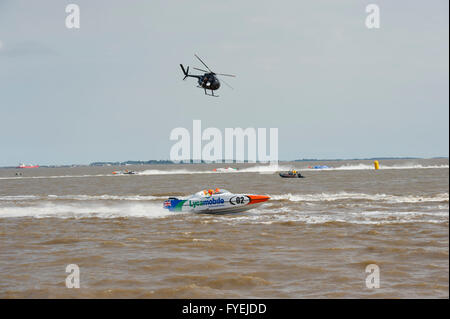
[0,0,448,166]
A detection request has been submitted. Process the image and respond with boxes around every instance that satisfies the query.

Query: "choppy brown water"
[0,159,448,298]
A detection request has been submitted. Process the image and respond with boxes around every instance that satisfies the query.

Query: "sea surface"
[0,158,448,298]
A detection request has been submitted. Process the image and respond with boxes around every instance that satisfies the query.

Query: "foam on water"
[0,162,447,181]
[138,163,449,175]
[0,191,447,221]
[0,194,168,201]
[215,207,448,225]
[2,192,447,204]
[270,192,449,203]
[0,174,111,181]
[0,202,177,219]
[301,163,449,171]
[0,195,40,201]
[0,200,446,223]
[137,164,292,176]
[234,164,291,173]
[138,169,207,175]
[47,194,167,201]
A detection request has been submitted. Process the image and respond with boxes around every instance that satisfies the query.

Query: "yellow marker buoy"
[374,160,380,170]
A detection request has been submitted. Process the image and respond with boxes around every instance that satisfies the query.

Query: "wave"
[0,190,447,221]
[1,192,447,204]
[0,198,446,222]
[0,163,447,180]
[0,202,177,219]
[0,194,168,202]
[100,163,450,175]
[232,164,291,174]
[138,169,210,175]
[46,194,167,201]
[0,174,110,181]
[137,164,292,176]
[260,213,448,225]
[301,163,449,171]
[0,195,40,201]
[214,207,448,226]
[139,163,448,175]
[270,192,449,203]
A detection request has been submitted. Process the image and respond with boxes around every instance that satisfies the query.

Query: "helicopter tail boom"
[180,64,200,80]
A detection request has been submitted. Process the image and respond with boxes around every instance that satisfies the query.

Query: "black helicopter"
[180,54,236,97]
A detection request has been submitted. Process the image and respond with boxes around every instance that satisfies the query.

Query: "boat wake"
[0,163,447,181]
[0,201,177,219]
[0,192,447,223]
[1,192,447,204]
[270,192,449,203]
[301,163,449,171]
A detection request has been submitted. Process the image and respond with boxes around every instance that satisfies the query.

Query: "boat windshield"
[194,188,230,197]
[214,189,229,194]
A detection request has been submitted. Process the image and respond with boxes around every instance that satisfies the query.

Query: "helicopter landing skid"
[205,90,219,97]
[198,86,219,97]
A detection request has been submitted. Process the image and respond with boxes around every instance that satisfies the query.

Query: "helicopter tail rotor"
[180,64,189,80]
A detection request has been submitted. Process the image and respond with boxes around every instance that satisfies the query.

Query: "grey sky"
[0,0,448,166]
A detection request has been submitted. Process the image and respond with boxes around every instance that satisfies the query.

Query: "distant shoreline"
[0,157,448,169]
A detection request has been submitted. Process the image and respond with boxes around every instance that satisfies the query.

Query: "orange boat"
[17,163,39,168]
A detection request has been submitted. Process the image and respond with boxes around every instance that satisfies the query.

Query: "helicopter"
[180,54,236,97]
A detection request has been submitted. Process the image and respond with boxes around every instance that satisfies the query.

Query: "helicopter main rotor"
[194,54,236,78]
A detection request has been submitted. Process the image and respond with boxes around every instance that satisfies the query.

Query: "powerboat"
[307,165,329,170]
[279,170,304,178]
[112,169,137,175]
[212,167,238,173]
[163,188,270,214]
[17,163,39,168]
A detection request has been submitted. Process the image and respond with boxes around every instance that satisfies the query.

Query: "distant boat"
[213,167,238,173]
[279,170,304,178]
[307,165,330,170]
[17,163,39,168]
[112,169,137,175]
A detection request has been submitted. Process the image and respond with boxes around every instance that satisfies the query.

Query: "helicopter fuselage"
[198,73,220,90]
